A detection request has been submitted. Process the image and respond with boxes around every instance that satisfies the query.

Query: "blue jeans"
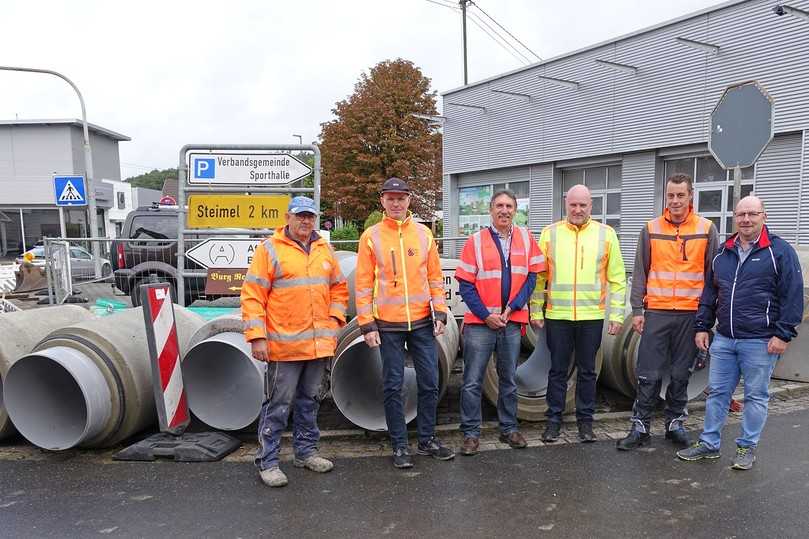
[460,322,521,438]
[699,334,779,450]
[255,359,327,470]
[379,325,439,449]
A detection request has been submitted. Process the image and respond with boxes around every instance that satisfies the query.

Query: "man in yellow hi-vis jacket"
[530,184,626,443]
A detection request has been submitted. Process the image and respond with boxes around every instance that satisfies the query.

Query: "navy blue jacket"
[695,226,804,342]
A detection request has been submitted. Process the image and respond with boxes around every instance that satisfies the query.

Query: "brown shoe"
[461,437,480,456]
[499,431,528,449]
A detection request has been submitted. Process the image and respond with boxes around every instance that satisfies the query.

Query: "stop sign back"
[708,81,774,169]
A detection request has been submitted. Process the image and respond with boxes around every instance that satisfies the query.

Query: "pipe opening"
[331,336,418,431]
[183,332,265,430]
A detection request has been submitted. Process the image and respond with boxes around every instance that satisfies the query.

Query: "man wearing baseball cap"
[242,195,349,487]
[355,177,454,468]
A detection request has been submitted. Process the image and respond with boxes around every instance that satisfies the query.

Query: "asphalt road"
[2,408,808,538]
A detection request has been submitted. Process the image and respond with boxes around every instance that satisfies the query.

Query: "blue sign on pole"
[53,175,87,207]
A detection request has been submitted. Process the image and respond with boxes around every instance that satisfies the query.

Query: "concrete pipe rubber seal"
[0,305,93,440]
[4,306,204,450]
[183,316,265,430]
[334,251,358,320]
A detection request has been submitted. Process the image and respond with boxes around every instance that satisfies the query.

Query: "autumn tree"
[320,59,442,222]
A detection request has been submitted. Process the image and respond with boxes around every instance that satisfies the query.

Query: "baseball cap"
[380,177,410,194]
[287,196,320,215]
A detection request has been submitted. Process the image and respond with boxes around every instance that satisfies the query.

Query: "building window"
[561,165,622,232]
[458,180,529,236]
[663,156,754,237]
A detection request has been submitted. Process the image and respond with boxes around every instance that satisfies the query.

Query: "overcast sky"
[1,0,721,180]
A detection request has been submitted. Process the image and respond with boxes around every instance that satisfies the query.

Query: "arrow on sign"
[186,238,261,269]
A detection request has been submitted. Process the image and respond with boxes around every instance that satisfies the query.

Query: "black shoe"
[665,427,691,447]
[578,422,596,443]
[417,437,455,460]
[542,422,561,443]
[616,428,651,451]
[392,447,413,469]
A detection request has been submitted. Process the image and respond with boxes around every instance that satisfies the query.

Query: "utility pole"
[460,0,470,85]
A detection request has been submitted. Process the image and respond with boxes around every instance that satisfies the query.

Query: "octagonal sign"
[708,81,774,169]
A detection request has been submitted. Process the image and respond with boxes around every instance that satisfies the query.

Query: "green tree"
[363,210,383,230]
[319,59,442,222]
[125,168,178,191]
[330,223,360,252]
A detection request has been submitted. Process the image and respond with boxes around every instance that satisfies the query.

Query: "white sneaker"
[293,454,334,473]
[259,466,288,487]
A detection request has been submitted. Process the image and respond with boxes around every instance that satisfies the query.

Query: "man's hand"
[530,319,545,330]
[251,338,270,362]
[607,321,621,335]
[433,320,445,337]
[331,315,345,328]
[485,314,506,330]
[364,330,381,348]
[768,336,788,355]
[499,307,512,325]
[695,332,710,352]
[632,315,644,334]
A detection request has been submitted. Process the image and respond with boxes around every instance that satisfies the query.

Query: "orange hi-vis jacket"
[644,208,714,311]
[355,212,448,333]
[241,227,349,361]
[454,226,546,324]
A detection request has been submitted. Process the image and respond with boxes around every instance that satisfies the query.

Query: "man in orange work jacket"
[241,196,349,487]
[455,188,545,456]
[616,174,718,451]
[355,177,454,469]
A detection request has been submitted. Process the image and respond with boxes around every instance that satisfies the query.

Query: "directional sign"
[53,175,87,206]
[188,152,312,185]
[187,194,289,229]
[709,81,774,169]
[186,238,262,269]
[205,268,247,296]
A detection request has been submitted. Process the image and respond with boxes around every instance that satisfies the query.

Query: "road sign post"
[708,81,774,226]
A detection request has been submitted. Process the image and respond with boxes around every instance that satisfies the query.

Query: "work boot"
[616,427,651,451]
[293,454,334,473]
[731,445,756,470]
[578,422,596,443]
[542,422,561,443]
[461,437,480,456]
[665,422,691,448]
[499,431,528,449]
[676,442,720,462]
[417,436,455,460]
[259,466,288,488]
[392,447,414,469]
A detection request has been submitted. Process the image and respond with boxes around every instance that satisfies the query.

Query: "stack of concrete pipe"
[773,246,809,382]
[3,306,205,450]
[330,313,460,431]
[0,305,94,440]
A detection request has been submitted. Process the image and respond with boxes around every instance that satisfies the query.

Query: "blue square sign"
[194,158,215,179]
[54,175,87,206]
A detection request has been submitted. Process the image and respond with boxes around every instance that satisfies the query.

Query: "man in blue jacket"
[677,196,803,470]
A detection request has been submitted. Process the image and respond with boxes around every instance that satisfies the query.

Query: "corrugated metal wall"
[529,164,554,232]
[754,132,803,241]
[618,152,658,268]
[799,131,809,246]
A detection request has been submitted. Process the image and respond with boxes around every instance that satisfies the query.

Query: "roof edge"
[0,118,131,141]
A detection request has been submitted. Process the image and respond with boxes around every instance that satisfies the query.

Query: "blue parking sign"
[53,175,87,206]
[194,158,215,179]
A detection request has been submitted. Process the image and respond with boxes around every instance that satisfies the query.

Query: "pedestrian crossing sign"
[53,175,87,206]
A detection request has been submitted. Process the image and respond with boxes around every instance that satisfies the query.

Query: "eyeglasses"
[734,211,764,219]
[293,213,316,221]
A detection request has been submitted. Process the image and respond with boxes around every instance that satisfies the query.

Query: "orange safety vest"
[455,226,545,324]
[645,209,713,311]
[355,213,448,331]
[241,227,349,361]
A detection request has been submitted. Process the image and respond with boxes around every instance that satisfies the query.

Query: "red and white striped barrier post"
[141,283,190,435]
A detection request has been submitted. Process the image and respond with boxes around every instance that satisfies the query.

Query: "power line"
[424,0,458,12]
[467,11,532,64]
[470,1,542,61]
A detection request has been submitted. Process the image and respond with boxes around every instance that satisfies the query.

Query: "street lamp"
[292,134,303,146]
[0,65,102,278]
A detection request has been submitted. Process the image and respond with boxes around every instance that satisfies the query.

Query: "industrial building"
[440,0,809,264]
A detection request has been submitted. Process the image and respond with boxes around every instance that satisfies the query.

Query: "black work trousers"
[631,311,697,432]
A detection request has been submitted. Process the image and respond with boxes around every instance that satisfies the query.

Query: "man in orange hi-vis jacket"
[241,196,348,488]
[355,177,454,469]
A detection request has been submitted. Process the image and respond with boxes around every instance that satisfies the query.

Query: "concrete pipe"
[773,287,809,383]
[334,251,357,320]
[4,306,204,450]
[182,315,266,430]
[330,313,459,431]
[0,305,93,440]
[598,318,637,399]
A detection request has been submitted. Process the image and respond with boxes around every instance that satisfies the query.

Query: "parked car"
[15,245,112,280]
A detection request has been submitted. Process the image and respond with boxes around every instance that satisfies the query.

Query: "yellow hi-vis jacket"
[530,219,626,323]
[241,227,349,361]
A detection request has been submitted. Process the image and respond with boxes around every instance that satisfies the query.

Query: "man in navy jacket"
[677,196,803,470]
